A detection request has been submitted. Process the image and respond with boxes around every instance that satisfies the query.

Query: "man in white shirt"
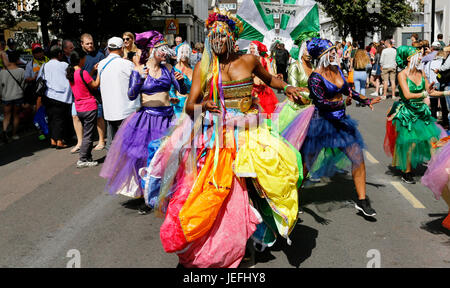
[426,48,449,128]
[38,45,73,148]
[98,37,140,150]
[380,40,397,99]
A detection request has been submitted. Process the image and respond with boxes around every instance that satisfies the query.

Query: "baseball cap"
[107,37,123,49]
[32,43,43,52]
[431,41,441,48]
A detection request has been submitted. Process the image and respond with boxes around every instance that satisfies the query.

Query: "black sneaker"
[401,172,416,184]
[138,203,152,215]
[355,199,376,217]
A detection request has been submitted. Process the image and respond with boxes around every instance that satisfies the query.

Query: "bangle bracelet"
[444,91,450,96]
[283,85,292,93]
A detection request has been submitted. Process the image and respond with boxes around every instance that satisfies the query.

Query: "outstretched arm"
[252,55,305,103]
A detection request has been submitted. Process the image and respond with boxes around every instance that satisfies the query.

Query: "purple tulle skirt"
[301,108,366,178]
[421,142,450,200]
[100,106,174,197]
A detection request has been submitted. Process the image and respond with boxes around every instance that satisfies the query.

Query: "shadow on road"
[121,198,146,211]
[0,132,51,166]
[255,224,318,268]
[421,214,450,238]
[385,164,428,178]
[299,174,380,223]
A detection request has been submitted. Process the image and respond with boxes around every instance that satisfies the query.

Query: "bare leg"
[344,144,367,200]
[375,77,380,96]
[95,117,106,149]
[2,104,12,134]
[383,79,388,97]
[353,161,367,200]
[72,115,83,148]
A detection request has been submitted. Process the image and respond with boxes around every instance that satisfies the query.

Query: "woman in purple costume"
[301,38,381,217]
[100,31,186,199]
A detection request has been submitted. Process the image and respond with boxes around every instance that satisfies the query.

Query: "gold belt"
[224,96,252,112]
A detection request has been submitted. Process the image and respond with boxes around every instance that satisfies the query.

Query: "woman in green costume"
[272,35,317,151]
[384,45,448,184]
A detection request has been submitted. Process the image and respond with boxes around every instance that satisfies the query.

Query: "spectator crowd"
[1,31,450,167]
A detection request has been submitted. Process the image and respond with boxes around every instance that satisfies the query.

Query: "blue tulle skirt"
[301,109,366,178]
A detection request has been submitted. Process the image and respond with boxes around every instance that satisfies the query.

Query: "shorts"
[97,103,103,118]
[71,102,77,116]
[72,102,103,118]
[381,68,396,85]
[2,98,24,106]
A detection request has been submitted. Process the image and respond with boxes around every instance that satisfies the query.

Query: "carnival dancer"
[169,43,193,118]
[300,38,381,217]
[422,137,450,230]
[140,8,305,267]
[248,41,279,115]
[99,31,186,200]
[272,33,318,151]
[383,45,448,184]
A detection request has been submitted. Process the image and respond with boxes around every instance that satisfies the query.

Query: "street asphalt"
[0,87,449,268]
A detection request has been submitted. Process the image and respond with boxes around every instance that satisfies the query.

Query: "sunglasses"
[123,37,131,41]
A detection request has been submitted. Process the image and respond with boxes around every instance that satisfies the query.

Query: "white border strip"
[391,181,426,209]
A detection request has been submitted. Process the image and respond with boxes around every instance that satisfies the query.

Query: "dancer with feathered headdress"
[139,8,307,267]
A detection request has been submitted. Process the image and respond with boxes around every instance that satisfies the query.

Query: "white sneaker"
[11,135,20,140]
[381,96,387,100]
[370,92,379,96]
[77,160,98,168]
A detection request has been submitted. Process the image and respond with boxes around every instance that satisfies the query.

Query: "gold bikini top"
[204,77,254,112]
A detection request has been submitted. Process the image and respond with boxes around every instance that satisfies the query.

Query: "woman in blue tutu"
[301,38,381,217]
[100,31,186,201]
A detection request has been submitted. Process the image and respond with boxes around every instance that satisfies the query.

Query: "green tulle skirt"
[391,117,441,171]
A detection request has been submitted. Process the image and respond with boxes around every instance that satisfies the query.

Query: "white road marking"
[390,181,426,209]
[364,150,380,164]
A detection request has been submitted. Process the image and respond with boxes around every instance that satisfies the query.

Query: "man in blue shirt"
[79,33,106,151]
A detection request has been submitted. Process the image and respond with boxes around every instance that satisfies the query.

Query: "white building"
[391,0,424,47]
[151,0,208,46]
[424,0,450,45]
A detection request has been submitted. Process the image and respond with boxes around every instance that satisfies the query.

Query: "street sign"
[166,19,179,35]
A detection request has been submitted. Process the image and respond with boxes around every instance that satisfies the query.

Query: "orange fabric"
[179,146,235,243]
[443,211,450,230]
[347,69,354,84]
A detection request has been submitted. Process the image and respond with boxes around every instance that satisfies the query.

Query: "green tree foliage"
[316,0,415,42]
[4,0,169,45]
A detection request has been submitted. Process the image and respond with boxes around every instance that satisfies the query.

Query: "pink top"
[70,69,97,112]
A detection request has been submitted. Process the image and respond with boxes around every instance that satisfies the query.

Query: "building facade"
[151,0,208,46]
[424,0,450,45]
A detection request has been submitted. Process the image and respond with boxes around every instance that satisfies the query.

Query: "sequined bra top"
[204,77,254,112]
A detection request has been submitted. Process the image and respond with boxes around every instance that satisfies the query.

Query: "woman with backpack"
[66,49,100,168]
[0,51,25,142]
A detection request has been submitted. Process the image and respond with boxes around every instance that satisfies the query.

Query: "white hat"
[431,41,441,47]
[107,37,123,49]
